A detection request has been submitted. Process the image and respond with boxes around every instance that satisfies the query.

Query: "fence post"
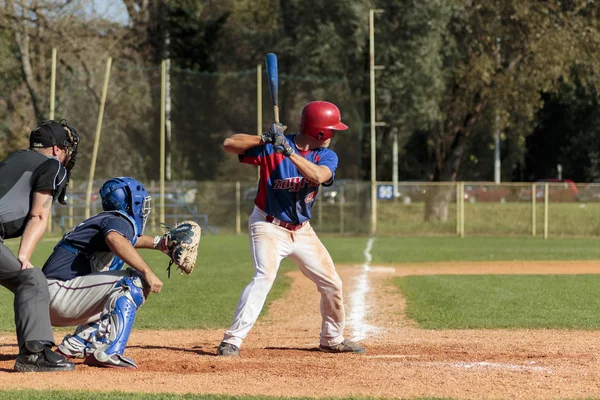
[235,181,241,235]
[150,179,156,232]
[339,185,344,234]
[531,183,536,236]
[544,183,549,239]
[460,182,465,238]
[317,190,323,231]
[456,182,460,236]
[68,179,74,229]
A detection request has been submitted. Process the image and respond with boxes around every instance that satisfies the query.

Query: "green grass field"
[396,274,600,329]
[1,235,600,331]
[2,235,600,400]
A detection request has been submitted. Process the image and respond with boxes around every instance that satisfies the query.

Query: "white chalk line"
[430,361,553,373]
[349,237,382,341]
[365,356,552,373]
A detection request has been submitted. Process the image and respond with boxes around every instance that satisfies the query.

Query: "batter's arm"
[17,190,54,270]
[288,154,333,184]
[105,231,163,293]
[223,134,264,154]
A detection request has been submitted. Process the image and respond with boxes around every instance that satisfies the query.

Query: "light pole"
[369,8,385,235]
[494,37,501,184]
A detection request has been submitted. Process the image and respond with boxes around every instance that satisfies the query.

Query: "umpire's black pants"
[0,242,55,351]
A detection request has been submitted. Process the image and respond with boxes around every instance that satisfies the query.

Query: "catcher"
[41,177,200,368]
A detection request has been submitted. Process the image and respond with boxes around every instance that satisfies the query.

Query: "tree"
[377,0,600,221]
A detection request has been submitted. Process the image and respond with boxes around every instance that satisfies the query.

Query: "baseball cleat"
[216,342,240,356]
[319,339,366,354]
[84,353,137,369]
[14,348,76,372]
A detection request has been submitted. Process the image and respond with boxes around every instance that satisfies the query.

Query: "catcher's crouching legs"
[85,272,146,369]
[57,323,99,359]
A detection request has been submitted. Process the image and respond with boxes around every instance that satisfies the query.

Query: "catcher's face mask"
[140,196,151,234]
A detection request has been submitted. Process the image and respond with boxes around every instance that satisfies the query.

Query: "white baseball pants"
[222,206,345,348]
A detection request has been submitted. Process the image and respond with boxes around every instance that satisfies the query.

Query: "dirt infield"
[2,261,600,399]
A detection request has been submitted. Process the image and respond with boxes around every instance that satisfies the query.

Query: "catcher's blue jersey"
[240,134,338,224]
[42,212,136,281]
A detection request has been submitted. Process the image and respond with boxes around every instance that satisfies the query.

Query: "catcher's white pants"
[222,206,346,348]
[47,270,131,326]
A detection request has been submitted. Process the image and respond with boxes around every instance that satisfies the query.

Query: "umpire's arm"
[223,134,264,154]
[17,190,54,270]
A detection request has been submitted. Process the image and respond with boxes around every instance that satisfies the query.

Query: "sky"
[86,0,129,25]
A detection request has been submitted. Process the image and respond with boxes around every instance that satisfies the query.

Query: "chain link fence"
[49,180,600,238]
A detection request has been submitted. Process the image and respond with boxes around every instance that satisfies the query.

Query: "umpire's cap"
[30,120,73,148]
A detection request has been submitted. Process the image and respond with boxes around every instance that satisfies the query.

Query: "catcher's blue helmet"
[99,177,151,235]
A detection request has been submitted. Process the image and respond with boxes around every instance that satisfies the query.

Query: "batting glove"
[273,131,295,157]
[261,123,286,144]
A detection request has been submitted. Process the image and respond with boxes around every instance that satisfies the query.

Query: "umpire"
[0,120,79,372]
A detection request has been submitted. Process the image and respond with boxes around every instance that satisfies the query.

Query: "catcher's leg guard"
[87,273,145,369]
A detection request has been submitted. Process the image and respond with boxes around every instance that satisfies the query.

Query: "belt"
[265,215,305,231]
[57,242,98,260]
[57,242,80,255]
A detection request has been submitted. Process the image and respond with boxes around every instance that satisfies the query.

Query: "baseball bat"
[265,53,279,124]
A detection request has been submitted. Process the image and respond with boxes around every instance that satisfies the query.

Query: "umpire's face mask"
[57,122,81,205]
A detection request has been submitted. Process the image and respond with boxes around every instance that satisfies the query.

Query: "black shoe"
[14,347,76,372]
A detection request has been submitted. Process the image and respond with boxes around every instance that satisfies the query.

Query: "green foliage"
[396,274,600,329]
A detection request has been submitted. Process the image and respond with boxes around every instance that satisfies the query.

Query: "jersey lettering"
[273,177,319,192]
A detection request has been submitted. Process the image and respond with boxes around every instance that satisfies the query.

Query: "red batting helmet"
[300,101,348,140]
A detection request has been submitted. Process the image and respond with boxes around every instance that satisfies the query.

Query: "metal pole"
[150,180,156,232]
[494,38,501,184]
[49,48,56,120]
[85,57,112,219]
[456,182,460,236]
[392,127,398,199]
[461,182,466,237]
[68,179,73,229]
[369,9,384,235]
[544,183,549,239]
[339,185,345,234]
[531,183,536,236]
[47,48,57,233]
[235,181,241,235]
[160,59,166,225]
[257,64,262,182]
[166,57,172,181]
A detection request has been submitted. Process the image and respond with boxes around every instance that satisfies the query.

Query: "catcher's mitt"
[161,220,201,276]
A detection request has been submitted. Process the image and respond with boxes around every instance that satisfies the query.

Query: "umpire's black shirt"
[0,149,67,239]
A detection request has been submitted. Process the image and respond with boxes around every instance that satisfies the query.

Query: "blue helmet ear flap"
[99,177,151,235]
[100,179,130,213]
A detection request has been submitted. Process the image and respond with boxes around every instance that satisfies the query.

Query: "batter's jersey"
[42,212,136,281]
[240,134,338,224]
[0,149,68,239]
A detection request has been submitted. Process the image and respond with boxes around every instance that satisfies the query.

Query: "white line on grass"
[349,237,382,341]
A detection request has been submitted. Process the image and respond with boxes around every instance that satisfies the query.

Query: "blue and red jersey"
[240,134,338,224]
